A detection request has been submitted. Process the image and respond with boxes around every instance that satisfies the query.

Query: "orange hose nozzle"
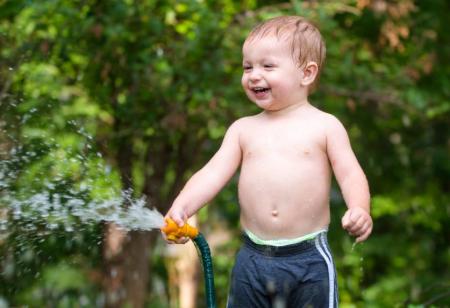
[161,218,199,241]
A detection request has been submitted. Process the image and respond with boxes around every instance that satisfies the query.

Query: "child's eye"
[243,65,252,71]
[264,64,274,69]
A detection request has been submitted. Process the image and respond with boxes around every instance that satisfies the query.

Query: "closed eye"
[264,64,275,69]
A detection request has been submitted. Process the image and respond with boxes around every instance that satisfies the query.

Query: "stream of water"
[0,117,165,235]
[1,186,165,234]
[0,114,170,305]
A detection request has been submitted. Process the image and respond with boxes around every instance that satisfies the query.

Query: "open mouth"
[252,87,270,94]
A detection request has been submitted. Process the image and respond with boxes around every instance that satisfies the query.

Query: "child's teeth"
[254,87,267,92]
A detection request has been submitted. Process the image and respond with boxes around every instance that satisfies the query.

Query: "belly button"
[271,210,278,217]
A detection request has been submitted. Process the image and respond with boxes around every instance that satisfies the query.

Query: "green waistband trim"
[245,229,327,247]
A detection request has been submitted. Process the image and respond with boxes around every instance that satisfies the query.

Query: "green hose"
[193,233,216,308]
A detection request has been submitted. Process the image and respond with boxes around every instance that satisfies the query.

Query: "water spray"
[1,108,216,306]
[161,218,216,308]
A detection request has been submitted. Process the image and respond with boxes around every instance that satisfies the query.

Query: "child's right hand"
[162,208,189,244]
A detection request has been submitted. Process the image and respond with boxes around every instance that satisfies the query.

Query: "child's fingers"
[342,210,362,231]
[162,211,189,244]
[355,223,372,243]
[354,219,373,242]
[347,215,366,233]
[341,211,352,228]
[161,230,189,244]
[165,211,187,227]
[173,216,185,227]
[342,209,373,242]
[174,237,189,244]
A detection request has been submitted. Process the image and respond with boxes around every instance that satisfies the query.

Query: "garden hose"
[162,219,217,308]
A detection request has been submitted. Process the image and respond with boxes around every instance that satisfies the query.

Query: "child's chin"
[246,94,274,109]
[254,101,274,110]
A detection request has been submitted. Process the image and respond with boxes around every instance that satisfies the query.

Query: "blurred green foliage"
[1,0,449,307]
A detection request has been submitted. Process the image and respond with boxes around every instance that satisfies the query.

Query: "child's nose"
[249,69,262,81]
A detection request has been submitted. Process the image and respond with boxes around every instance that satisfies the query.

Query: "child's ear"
[300,61,318,87]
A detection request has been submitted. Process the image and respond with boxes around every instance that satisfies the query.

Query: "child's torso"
[238,107,332,240]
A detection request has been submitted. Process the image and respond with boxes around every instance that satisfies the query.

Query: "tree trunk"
[102,222,127,307]
[103,224,154,308]
[101,124,200,307]
[102,129,156,307]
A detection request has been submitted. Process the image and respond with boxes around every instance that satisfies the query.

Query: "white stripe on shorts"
[320,234,338,307]
[314,233,336,308]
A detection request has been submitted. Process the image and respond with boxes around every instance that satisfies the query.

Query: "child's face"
[241,34,306,111]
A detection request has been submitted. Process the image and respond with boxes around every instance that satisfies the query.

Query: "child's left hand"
[341,207,373,243]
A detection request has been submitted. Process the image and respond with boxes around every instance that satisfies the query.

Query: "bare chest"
[241,122,327,161]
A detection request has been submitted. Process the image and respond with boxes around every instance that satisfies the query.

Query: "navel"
[271,210,279,217]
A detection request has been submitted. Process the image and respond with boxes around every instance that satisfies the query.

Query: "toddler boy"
[165,15,372,307]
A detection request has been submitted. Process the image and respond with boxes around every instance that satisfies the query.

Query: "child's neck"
[264,99,310,117]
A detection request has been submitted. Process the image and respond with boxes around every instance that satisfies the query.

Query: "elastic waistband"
[245,228,328,246]
[242,232,326,257]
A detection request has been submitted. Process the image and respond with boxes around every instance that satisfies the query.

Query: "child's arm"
[326,115,372,243]
[165,120,243,232]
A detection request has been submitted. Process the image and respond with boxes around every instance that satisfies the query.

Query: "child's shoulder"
[309,106,344,128]
[310,108,349,141]
[228,114,260,130]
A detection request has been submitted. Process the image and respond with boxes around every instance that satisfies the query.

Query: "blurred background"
[0,0,449,307]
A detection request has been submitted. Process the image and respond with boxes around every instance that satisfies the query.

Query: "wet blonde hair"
[245,16,326,88]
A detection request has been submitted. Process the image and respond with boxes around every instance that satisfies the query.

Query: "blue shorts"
[227,232,338,308]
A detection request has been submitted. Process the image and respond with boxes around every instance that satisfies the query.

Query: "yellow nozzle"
[161,218,199,241]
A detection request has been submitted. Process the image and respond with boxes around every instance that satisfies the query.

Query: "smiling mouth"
[252,87,270,94]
